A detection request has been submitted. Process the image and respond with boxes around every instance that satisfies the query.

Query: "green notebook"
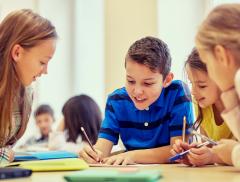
[64,168,161,182]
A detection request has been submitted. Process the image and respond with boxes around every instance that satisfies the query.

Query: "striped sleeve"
[98,97,120,145]
[169,82,194,137]
[0,147,11,167]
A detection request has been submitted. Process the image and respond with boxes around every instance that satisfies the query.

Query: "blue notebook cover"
[14,151,78,162]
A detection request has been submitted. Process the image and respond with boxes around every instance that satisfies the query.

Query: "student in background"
[80,36,194,165]
[195,4,240,167]
[48,94,102,154]
[24,104,55,146]
[171,48,233,166]
[0,9,57,166]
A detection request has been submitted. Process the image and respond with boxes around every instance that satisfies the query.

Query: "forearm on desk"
[127,145,173,164]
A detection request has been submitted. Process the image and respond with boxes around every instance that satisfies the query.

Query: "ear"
[11,44,22,62]
[163,72,174,88]
[214,45,231,67]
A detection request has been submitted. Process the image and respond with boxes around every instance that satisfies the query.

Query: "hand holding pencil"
[79,127,103,164]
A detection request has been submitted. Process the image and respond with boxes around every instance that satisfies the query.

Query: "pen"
[191,130,218,145]
[80,127,97,153]
[169,141,209,162]
[182,116,186,143]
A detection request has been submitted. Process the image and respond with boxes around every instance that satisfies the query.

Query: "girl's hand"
[212,139,239,165]
[171,139,192,165]
[187,145,213,166]
[102,152,135,166]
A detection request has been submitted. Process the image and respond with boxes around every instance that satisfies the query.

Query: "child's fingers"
[80,146,101,163]
[113,157,124,165]
[85,146,101,162]
[104,157,115,165]
[172,143,183,153]
[190,146,207,155]
[122,158,135,166]
[80,150,99,164]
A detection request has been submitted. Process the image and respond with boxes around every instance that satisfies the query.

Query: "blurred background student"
[48,94,102,154]
[24,104,55,147]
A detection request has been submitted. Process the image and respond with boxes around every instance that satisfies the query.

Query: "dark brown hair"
[34,104,55,121]
[62,94,102,144]
[126,36,171,79]
[185,48,207,130]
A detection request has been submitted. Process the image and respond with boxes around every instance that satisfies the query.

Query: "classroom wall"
[157,0,206,81]
[104,0,158,96]
[0,0,230,145]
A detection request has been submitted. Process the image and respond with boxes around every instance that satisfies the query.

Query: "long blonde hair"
[196,4,240,54]
[0,9,57,146]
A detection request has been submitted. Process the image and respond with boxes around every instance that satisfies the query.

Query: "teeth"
[136,97,144,101]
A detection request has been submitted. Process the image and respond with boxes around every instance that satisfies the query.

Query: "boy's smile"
[125,59,164,110]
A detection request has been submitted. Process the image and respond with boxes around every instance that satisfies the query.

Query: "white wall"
[73,0,105,110]
[157,0,207,81]
[36,0,74,122]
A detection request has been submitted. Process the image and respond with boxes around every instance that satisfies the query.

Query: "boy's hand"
[79,145,103,164]
[171,139,192,165]
[102,151,135,165]
[187,145,213,166]
[212,139,239,165]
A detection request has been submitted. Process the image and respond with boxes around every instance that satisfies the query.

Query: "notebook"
[14,150,78,161]
[64,168,161,182]
[7,158,88,172]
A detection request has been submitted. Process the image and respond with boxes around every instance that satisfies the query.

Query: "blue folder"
[14,151,78,162]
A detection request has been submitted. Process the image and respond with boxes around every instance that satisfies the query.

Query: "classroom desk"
[5,164,240,182]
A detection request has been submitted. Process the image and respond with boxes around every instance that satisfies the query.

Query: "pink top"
[221,69,240,167]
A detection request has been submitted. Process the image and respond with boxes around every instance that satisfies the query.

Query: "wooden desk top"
[5,164,240,182]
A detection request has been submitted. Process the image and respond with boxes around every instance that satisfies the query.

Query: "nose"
[191,86,199,99]
[133,85,144,95]
[42,65,48,74]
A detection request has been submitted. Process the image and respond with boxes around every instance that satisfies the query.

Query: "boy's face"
[35,113,54,137]
[186,65,220,108]
[125,59,164,110]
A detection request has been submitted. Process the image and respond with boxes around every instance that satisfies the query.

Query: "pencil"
[81,127,97,153]
[182,116,186,143]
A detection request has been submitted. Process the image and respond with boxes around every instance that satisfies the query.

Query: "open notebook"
[6,158,89,172]
[64,168,161,182]
[14,151,78,161]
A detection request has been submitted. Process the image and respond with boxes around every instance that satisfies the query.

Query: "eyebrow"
[127,75,155,81]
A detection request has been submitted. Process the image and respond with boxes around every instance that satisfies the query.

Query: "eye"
[144,82,154,86]
[127,80,135,84]
[198,85,207,89]
[40,61,46,66]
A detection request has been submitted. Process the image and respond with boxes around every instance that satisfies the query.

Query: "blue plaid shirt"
[99,80,194,151]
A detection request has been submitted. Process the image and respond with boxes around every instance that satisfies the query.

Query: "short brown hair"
[126,36,171,79]
[34,104,54,120]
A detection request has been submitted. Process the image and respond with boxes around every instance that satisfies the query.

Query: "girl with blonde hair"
[0,9,57,165]
[195,3,240,166]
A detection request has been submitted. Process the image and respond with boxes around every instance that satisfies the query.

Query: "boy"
[25,104,55,145]
[80,36,193,165]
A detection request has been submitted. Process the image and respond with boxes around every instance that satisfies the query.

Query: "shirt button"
[145,107,149,111]
[144,122,149,127]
